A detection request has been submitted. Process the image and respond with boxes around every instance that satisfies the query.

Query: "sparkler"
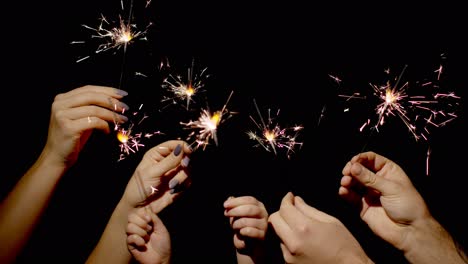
[71,0,152,91]
[71,12,151,64]
[160,59,209,111]
[247,99,303,159]
[336,59,460,175]
[111,101,163,161]
[180,90,235,151]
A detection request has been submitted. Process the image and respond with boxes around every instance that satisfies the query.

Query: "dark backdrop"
[2,1,466,263]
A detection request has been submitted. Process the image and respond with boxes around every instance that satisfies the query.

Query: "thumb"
[294,196,336,223]
[349,162,396,195]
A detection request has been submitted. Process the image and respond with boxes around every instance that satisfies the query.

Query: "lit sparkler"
[247,99,303,159]
[111,102,163,161]
[180,90,235,150]
[71,3,151,63]
[161,59,209,110]
[338,64,460,142]
[336,59,460,176]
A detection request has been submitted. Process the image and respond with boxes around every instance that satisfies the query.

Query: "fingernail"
[115,89,128,96]
[118,114,129,123]
[173,144,182,156]
[169,178,179,189]
[119,102,130,111]
[181,156,190,167]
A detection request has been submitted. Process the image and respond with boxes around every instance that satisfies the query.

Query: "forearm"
[0,150,67,263]
[86,200,133,264]
[403,216,466,264]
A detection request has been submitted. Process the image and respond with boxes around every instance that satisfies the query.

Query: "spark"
[247,99,303,159]
[180,91,234,150]
[112,103,163,161]
[161,59,209,110]
[72,13,151,63]
[338,63,460,142]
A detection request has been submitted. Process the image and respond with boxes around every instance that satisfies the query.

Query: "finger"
[127,234,146,249]
[223,196,263,209]
[54,92,130,113]
[278,192,309,228]
[225,204,267,219]
[338,186,362,208]
[268,212,295,247]
[294,196,336,223]
[348,162,395,194]
[126,222,150,238]
[69,117,112,134]
[61,105,128,123]
[128,211,152,231]
[280,243,294,263]
[144,140,192,161]
[148,210,167,235]
[232,217,268,231]
[56,85,128,100]
[144,143,187,181]
[239,226,266,239]
[351,151,387,173]
[233,233,246,250]
[168,168,190,195]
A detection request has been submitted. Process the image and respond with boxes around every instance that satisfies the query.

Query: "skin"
[0,85,129,264]
[126,207,171,264]
[339,151,467,264]
[86,140,191,264]
[269,192,374,264]
[224,196,269,264]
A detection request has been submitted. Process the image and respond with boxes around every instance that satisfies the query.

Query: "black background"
[2,1,466,263]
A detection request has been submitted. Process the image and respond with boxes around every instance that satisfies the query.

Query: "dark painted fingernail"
[181,156,190,167]
[169,178,179,189]
[115,89,128,96]
[173,144,182,156]
[118,102,130,111]
[118,114,128,123]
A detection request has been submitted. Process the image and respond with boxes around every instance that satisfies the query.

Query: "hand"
[224,196,268,262]
[339,151,467,264]
[339,151,429,250]
[269,192,372,264]
[122,140,192,213]
[43,85,129,168]
[126,207,170,264]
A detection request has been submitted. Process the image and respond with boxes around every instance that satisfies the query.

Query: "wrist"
[403,216,465,264]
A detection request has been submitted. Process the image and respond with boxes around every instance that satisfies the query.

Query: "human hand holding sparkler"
[0,85,128,263]
[121,140,192,211]
[86,140,191,264]
[126,207,171,264]
[224,196,268,264]
[44,85,130,168]
[268,192,373,264]
[339,151,467,264]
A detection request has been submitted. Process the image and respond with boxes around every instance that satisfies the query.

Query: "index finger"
[278,192,315,229]
[143,140,192,162]
[58,85,128,100]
